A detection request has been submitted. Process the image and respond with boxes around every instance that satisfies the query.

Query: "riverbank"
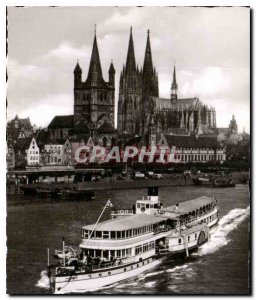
[7,171,248,195]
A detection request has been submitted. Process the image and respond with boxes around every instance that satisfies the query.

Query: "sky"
[7,6,250,133]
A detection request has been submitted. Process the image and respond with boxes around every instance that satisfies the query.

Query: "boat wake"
[196,206,250,256]
[36,270,50,290]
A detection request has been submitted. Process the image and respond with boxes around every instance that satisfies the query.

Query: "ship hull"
[54,256,164,294]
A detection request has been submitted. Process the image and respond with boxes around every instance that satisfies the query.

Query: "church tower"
[118,27,142,135]
[141,30,159,134]
[74,28,115,132]
[171,64,178,103]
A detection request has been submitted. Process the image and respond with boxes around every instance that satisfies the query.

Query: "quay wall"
[6,171,249,195]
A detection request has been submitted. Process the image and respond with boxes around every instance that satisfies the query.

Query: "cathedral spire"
[172,64,177,88]
[86,28,103,84]
[143,29,154,75]
[171,63,178,102]
[125,26,136,73]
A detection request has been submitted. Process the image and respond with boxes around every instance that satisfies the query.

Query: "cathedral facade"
[117,28,217,138]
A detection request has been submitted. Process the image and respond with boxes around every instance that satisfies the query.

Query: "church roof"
[97,123,116,134]
[85,33,108,88]
[74,62,82,74]
[48,115,74,129]
[164,135,222,149]
[152,97,199,110]
[108,61,115,74]
[125,27,136,74]
[143,30,154,75]
[171,65,178,89]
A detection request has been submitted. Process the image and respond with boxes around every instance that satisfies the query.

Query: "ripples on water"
[7,185,250,294]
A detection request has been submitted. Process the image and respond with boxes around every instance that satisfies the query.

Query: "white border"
[1,1,254,299]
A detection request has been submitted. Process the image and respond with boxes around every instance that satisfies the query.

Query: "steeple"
[108,60,115,87]
[143,30,154,75]
[86,28,103,85]
[74,61,82,74]
[125,26,136,74]
[172,65,177,88]
[108,60,115,74]
[171,63,178,102]
[74,61,82,86]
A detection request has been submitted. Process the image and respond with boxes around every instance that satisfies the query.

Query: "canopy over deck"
[161,196,215,215]
[82,214,169,231]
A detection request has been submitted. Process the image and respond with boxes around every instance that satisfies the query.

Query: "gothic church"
[117,28,217,139]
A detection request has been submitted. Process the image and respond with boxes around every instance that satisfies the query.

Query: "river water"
[7,185,250,295]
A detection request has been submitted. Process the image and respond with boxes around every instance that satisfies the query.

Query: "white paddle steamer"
[48,187,219,294]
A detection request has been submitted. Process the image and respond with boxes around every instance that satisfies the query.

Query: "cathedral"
[117,28,217,139]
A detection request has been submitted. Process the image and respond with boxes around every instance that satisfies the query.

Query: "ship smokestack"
[148,187,159,201]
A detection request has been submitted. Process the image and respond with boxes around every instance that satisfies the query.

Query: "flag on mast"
[106,199,113,208]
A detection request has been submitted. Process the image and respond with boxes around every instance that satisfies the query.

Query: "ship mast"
[84,199,112,246]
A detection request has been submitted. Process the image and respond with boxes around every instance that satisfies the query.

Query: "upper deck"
[82,214,169,231]
[161,196,215,215]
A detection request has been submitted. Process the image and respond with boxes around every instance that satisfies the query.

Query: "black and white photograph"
[6,6,250,295]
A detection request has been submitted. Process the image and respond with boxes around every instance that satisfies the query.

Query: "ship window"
[111,231,116,239]
[131,265,133,269]
[122,249,126,257]
[124,268,127,272]
[122,231,125,239]
[142,262,144,265]
[96,231,102,238]
[137,264,139,268]
[148,260,150,263]
[117,250,121,258]
[146,204,149,209]
[154,204,158,208]
[103,250,108,258]
[88,275,92,279]
[178,238,181,244]
[117,231,121,239]
[126,248,132,256]
[99,273,102,277]
[150,204,153,208]
[188,236,190,242]
[108,272,111,275]
[137,203,140,208]
[103,231,110,239]
[195,233,197,239]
